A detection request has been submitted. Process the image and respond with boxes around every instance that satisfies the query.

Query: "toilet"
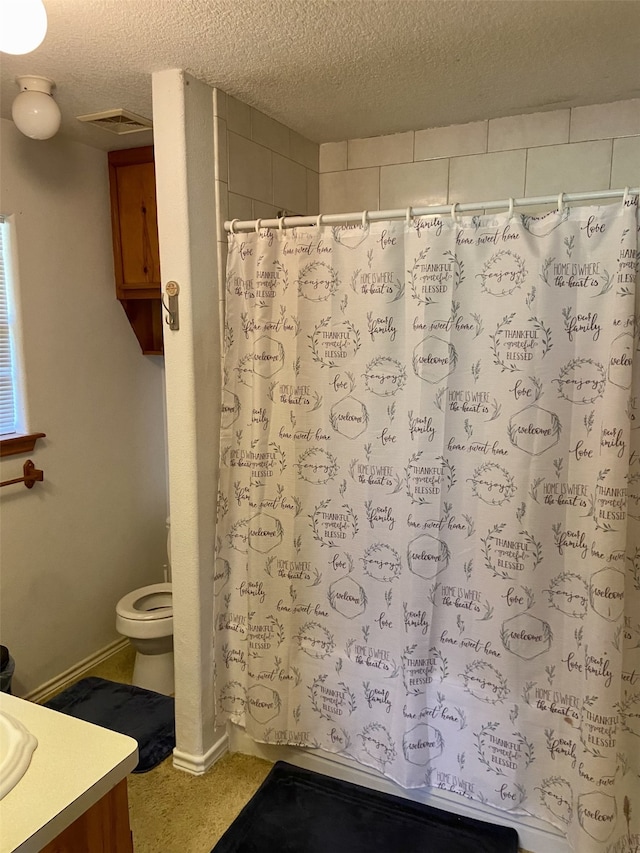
[115,520,174,695]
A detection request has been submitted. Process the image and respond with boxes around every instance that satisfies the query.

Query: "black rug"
[212,762,518,853]
[45,676,175,773]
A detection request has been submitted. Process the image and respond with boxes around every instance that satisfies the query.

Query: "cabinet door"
[117,161,160,290]
[109,147,161,298]
[39,779,134,853]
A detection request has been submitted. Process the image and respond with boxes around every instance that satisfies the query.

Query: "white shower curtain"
[215,197,639,853]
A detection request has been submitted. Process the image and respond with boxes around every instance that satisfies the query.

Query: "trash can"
[0,645,15,694]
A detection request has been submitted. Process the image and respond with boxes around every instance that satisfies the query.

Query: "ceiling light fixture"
[0,0,48,55]
[12,76,61,140]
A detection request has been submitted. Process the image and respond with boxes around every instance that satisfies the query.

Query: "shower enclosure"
[150,71,640,853]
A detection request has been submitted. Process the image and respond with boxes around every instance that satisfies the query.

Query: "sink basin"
[0,710,38,799]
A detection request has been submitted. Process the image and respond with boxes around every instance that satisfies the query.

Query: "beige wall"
[0,119,168,696]
[319,99,640,213]
[152,69,223,772]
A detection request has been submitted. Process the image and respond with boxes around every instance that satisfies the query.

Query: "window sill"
[0,433,46,458]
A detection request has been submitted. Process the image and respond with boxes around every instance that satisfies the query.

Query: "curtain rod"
[224,187,639,233]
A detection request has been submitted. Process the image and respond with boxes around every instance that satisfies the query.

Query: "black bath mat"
[45,676,175,772]
[211,761,518,853]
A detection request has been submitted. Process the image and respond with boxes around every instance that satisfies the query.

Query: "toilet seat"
[116,582,173,621]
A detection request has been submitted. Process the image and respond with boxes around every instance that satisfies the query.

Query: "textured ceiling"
[1,0,639,152]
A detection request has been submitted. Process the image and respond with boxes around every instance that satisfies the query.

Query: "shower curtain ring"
[230,219,239,234]
[557,192,565,213]
[507,198,514,219]
[623,186,630,205]
[316,214,324,228]
[278,216,285,233]
[450,202,460,224]
[362,210,368,228]
[255,218,262,233]
[405,207,412,225]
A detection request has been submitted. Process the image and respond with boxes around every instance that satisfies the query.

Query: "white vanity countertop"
[0,692,138,853]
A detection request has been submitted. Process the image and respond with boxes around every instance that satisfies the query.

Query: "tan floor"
[128,751,272,852]
[84,648,272,852]
[84,647,533,853]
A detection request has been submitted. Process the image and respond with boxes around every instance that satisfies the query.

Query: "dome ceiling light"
[0,0,48,55]
[12,76,62,140]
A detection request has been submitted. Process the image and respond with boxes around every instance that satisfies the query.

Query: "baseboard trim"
[24,638,130,705]
[228,725,569,853]
[173,731,229,776]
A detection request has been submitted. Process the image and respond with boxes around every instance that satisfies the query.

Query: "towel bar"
[0,459,44,489]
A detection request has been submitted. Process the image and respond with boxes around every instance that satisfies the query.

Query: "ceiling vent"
[76,108,152,135]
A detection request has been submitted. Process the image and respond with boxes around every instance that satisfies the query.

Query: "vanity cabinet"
[0,693,138,853]
[108,145,163,355]
[40,779,133,853]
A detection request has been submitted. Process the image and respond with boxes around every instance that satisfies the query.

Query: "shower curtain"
[215,197,639,853]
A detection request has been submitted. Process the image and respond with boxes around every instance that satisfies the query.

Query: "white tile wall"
[414,121,487,161]
[227,94,252,137]
[611,136,640,188]
[319,168,379,213]
[215,179,229,241]
[450,149,526,204]
[320,141,348,173]
[525,140,613,196]
[291,131,320,171]
[213,116,228,183]
[228,191,253,222]
[570,99,640,142]
[216,181,229,282]
[307,170,320,215]
[253,200,281,221]
[213,88,320,309]
[319,99,639,214]
[228,132,272,204]
[379,160,449,209]
[488,110,569,152]
[273,153,308,213]
[348,132,413,169]
[252,109,290,158]
[217,89,320,224]
[215,96,637,284]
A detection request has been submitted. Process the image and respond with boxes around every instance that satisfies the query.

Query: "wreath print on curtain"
[215,197,640,853]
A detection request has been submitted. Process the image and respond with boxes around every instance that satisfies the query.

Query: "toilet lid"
[116,582,173,621]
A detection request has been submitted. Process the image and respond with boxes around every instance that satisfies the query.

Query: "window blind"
[0,217,17,435]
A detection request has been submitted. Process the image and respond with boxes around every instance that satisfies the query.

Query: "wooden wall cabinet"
[108,146,163,355]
